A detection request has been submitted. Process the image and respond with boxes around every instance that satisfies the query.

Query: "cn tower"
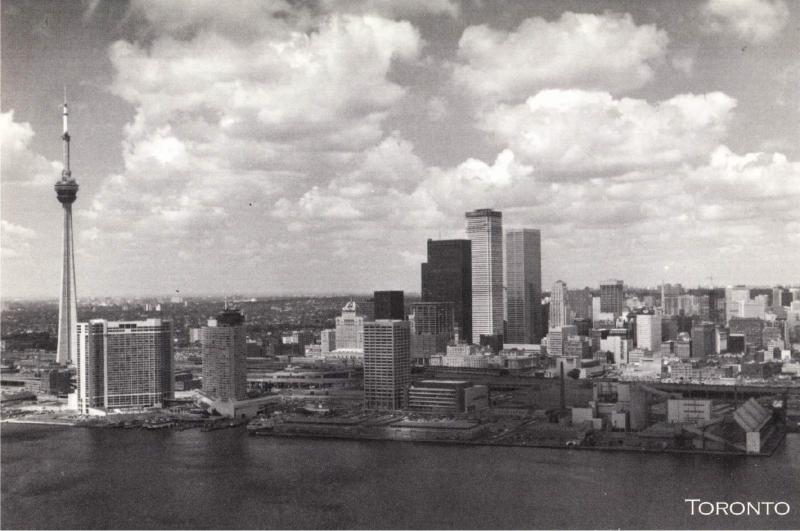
[54,94,79,366]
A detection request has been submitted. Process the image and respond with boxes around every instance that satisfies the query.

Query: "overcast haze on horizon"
[2,0,799,300]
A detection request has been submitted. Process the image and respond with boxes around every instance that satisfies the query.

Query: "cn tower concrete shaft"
[55,96,79,366]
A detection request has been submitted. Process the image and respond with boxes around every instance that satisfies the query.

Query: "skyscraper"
[567,288,593,321]
[409,302,453,366]
[363,320,410,411]
[335,301,364,350]
[505,229,542,344]
[55,96,79,366]
[600,279,625,317]
[76,319,173,414]
[549,280,569,330]
[691,322,716,358]
[374,291,405,320]
[421,239,472,342]
[635,312,662,352]
[466,209,503,345]
[202,308,247,402]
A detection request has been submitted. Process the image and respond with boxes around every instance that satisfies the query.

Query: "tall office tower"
[567,288,593,321]
[780,290,794,307]
[549,280,569,330]
[357,298,375,321]
[600,280,625,317]
[363,320,410,411]
[335,301,364,350]
[691,322,716,358]
[421,239,472,342]
[320,329,336,354]
[505,229,542,344]
[772,287,785,308]
[635,313,662,352]
[409,302,453,366]
[466,209,503,345]
[76,319,173,414]
[374,291,405,320]
[202,308,247,402]
[55,96,79,366]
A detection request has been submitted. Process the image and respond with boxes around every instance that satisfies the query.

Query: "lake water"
[2,424,798,529]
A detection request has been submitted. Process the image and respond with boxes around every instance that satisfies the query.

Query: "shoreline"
[248,426,788,457]
[1,418,78,427]
[2,415,787,457]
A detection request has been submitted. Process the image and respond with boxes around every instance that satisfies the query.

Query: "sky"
[1,0,799,299]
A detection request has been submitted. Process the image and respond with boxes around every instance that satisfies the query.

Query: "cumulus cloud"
[318,0,459,19]
[0,110,63,186]
[82,7,423,248]
[481,90,737,177]
[452,12,669,103]
[1,220,37,259]
[702,0,789,44]
[687,145,800,203]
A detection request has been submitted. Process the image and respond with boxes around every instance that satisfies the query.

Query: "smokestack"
[560,361,566,411]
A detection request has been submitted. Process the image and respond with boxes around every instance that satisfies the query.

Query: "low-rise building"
[407,380,489,413]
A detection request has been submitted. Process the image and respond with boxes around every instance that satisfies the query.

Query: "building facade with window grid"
[76,319,173,414]
[202,308,248,402]
[363,320,410,411]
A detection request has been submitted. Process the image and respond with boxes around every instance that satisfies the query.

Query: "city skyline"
[2,0,799,300]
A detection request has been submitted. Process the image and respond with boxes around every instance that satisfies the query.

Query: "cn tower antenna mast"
[55,90,79,365]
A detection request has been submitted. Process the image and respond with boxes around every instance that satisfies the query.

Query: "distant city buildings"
[547,325,577,357]
[420,239,472,341]
[320,329,336,354]
[76,318,173,414]
[363,320,410,411]
[202,308,247,402]
[549,280,569,330]
[505,228,542,344]
[729,317,765,351]
[466,209,504,345]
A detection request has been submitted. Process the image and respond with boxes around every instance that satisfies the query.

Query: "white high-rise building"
[335,301,364,350]
[505,229,542,344]
[466,209,503,345]
[202,308,248,403]
[76,318,173,414]
[549,280,569,330]
[636,313,662,352]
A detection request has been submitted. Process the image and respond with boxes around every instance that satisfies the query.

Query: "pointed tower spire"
[61,89,71,180]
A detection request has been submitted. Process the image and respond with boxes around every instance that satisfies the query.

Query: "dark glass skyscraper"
[505,229,542,344]
[374,291,405,320]
[600,279,625,317]
[421,239,472,342]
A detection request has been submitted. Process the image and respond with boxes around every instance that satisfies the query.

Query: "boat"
[247,417,276,434]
